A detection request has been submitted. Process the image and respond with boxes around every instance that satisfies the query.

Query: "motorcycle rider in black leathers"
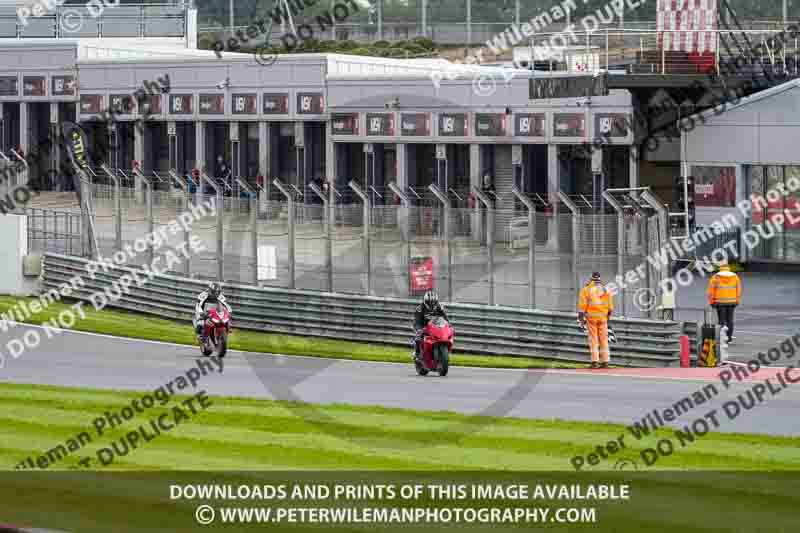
[194,282,231,341]
[413,290,449,360]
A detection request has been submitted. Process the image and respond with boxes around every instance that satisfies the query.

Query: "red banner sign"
[695,166,736,207]
[409,257,434,293]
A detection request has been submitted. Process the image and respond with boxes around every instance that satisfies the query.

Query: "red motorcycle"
[199,303,231,358]
[414,316,454,377]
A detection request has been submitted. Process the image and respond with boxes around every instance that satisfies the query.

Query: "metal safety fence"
[26,181,676,318]
[0,3,187,39]
[41,252,684,367]
[26,207,84,257]
[524,27,800,76]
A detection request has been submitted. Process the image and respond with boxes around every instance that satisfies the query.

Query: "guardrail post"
[602,190,626,317]
[472,186,495,306]
[558,192,581,299]
[349,180,371,295]
[273,179,295,289]
[512,186,536,309]
[310,181,333,292]
[428,184,452,302]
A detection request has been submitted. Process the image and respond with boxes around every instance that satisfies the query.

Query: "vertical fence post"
[641,189,670,319]
[273,179,295,289]
[558,192,581,301]
[114,175,122,252]
[199,172,224,281]
[215,188,223,280]
[145,177,154,265]
[168,170,192,277]
[471,186,495,305]
[184,187,192,277]
[249,195,257,285]
[68,211,73,256]
[133,167,154,265]
[101,164,122,252]
[310,181,332,292]
[642,215,651,318]
[488,205,495,306]
[349,180,371,295]
[428,184,452,302]
[73,166,99,259]
[43,209,48,252]
[330,181,337,287]
[388,182,411,298]
[602,191,626,317]
[236,178,259,286]
[512,186,536,309]
[146,181,154,265]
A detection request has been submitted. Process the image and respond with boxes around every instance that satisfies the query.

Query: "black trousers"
[716,305,736,340]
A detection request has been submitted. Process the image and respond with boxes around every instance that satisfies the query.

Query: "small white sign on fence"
[566,52,600,74]
[257,245,277,281]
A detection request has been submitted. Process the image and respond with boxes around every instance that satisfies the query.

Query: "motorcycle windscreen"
[429,316,447,328]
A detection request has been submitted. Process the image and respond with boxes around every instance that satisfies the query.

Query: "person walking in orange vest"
[707,260,741,343]
[578,272,614,369]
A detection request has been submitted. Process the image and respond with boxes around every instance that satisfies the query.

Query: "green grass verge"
[0,295,580,369]
[2,382,798,472]
[1,384,798,531]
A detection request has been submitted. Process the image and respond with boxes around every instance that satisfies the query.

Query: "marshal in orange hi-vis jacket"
[578,272,614,368]
[707,263,741,342]
[707,265,741,305]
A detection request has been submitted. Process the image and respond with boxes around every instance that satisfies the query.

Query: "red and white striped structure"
[657,0,719,52]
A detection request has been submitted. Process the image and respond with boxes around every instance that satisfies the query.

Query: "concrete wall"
[0,214,40,296]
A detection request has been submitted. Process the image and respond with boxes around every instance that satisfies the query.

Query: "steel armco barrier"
[42,253,684,367]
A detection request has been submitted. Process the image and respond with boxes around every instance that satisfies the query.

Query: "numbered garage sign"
[409,256,434,295]
[257,245,277,281]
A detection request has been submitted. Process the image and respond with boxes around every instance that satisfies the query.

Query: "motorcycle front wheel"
[435,344,449,377]
[216,330,228,358]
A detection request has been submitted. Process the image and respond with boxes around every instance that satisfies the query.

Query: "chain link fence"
[26,207,84,257]
[27,184,671,317]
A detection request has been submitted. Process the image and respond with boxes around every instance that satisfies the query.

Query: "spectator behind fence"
[482,172,496,207]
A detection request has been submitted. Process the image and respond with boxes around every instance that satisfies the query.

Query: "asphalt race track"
[1,326,799,437]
